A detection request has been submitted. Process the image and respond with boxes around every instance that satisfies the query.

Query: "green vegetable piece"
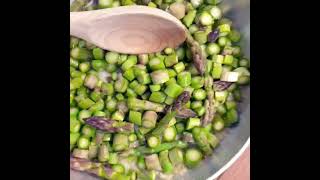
[149,84,161,92]
[186,117,201,130]
[149,91,167,103]
[147,136,160,148]
[113,134,129,151]
[105,52,119,64]
[173,62,185,73]
[192,89,207,100]
[70,132,80,145]
[224,109,238,126]
[212,63,223,79]
[159,150,174,173]
[168,147,184,166]
[78,97,95,109]
[185,148,203,167]
[108,153,119,164]
[199,11,214,26]
[223,55,234,65]
[123,69,136,81]
[142,111,158,128]
[150,70,170,84]
[164,83,184,98]
[212,115,225,131]
[149,57,166,70]
[183,10,197,27]
[111,111,125,121]
[121,55,137,71]
[177,71,191,87]
[98,143,110,162]
[71,47,91,61]
[77,136,90,149]
[164,54,178,67]
[92,48,104,60]
[129,111,142,126]
[145,154,162,171]
[194,31,208,44]
[163,126,177,142]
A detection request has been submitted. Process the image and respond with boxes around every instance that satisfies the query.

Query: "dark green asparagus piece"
[192,127,213,155]
[186,32,206,75]
[150,111,176,136]
[201,89,216,126]
[151,91,195,136]
[176,108,197,118]
[202,74,216,126]
[192,127,219,155]
[85,116,134,133]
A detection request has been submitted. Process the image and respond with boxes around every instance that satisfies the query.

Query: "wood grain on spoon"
[70,5,187,54]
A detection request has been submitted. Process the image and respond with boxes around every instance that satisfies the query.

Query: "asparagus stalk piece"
[70,157,113,178]
[70,47,92,61]
[159,150,174,173]
[150,70,170,84]
[150,111,176,136]
[164,91,197,119]
[214,80,234,91]
[98,143,110,162]
[184,148,203,167]
[206,132,219,149]
[192,127,220,155]
[85,116,134,133]
[168,148,184,166]
[172,91,191,111]
[145,154,162,171]
[201,89,216,126]
[202,75,216,126]
[72,149,89,159]
[112,133,129,151]
[181,132,195,144]
[88,144,98,159]
[186,32,206,75]
[192,127,213,155]
[164,91,191,111]
[142,111,158,128]
[176,108,197,118]
[127,98,165,112]
[153,92,194,140]
[169,2,186,20]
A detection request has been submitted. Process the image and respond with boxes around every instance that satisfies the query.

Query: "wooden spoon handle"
[70,6,187,54]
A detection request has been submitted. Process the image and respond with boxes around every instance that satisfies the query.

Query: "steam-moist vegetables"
[70,0,250,179]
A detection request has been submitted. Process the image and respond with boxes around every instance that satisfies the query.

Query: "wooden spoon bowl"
[70,5,187,54]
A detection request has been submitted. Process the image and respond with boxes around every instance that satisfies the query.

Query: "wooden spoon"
[70,5,187,54]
